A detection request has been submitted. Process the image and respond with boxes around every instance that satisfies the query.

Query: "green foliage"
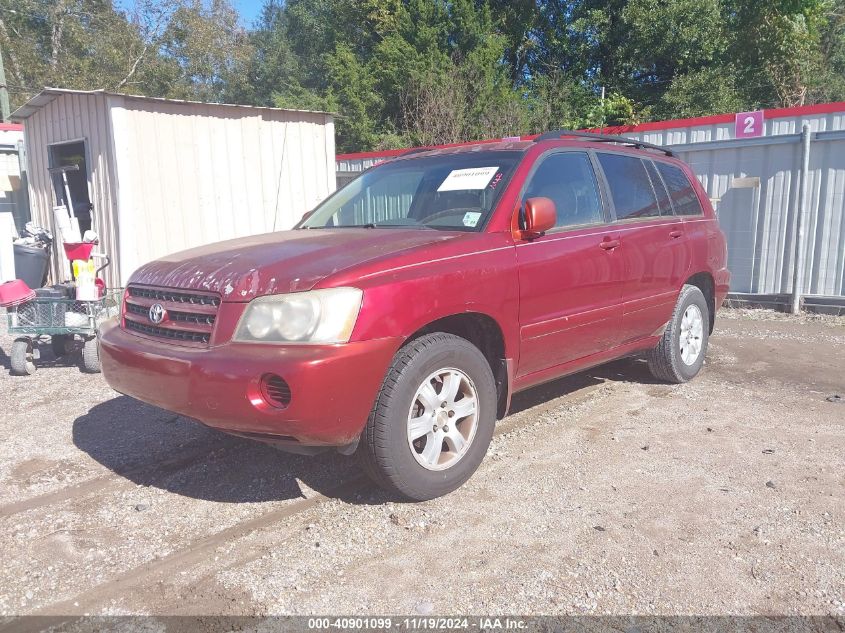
[657,68,746,119]
[0,0,155,99]
[725,0,829,106]
[3,0,845,148]
[0,0,253,108]
[583,92,639,128]
[159,0,252,102]
[620,0,727,100]
[523,72,594,132]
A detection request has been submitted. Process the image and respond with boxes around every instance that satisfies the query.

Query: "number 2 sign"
[735,111,764,138]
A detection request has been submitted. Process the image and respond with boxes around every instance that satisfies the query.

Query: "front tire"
[357,333,497,501]
[647,284,709,383]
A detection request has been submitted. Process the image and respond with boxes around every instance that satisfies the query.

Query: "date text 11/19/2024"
[307,617,528,630]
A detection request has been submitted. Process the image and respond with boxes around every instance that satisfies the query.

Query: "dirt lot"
[0,309,843,619]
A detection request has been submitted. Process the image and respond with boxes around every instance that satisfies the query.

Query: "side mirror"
[301,210,314,222]
[521,197,556,239]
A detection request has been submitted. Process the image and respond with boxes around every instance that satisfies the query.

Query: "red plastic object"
[63,242,96,261]
[0,280,36,307]
[95,277,105,297]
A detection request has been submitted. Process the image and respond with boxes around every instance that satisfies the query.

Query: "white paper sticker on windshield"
[437,166,499,192]
[463,212,482,227]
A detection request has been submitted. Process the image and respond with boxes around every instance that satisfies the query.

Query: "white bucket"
[75,283,99,301]
[53,205,82,243]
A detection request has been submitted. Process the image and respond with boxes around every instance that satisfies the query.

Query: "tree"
[156,0,253,103]
[658,68,746,119]
[4,0,845,149]
[0,0,252,109]
[620,0,727,105]
[0,0,154,107]
[811,0,845,103]
[726,0,835,107]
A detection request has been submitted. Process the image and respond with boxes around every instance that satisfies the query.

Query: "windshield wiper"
[374,224,435,229]
[300,224,371,229]
[302,223,436,230]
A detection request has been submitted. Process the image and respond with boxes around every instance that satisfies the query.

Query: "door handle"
[669,229,683,239]
[599,238,620,250]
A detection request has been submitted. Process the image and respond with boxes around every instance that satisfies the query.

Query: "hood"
[128,229,462,301]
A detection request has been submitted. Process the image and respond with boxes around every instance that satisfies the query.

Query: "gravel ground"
[0,309,842,619]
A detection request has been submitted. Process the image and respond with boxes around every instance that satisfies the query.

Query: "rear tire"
[647,284,709,383]
[357,333,497,501]
[81,336,101,373]
[11,338,36,376]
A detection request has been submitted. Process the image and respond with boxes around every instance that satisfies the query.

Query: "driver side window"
[524,152,604,229]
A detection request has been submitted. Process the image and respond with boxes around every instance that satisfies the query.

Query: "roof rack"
[533,129,675,157]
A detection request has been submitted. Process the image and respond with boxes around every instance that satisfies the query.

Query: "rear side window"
[656,162,704,216]
[523,152,604,229]
[597,153,660,220]
[643,160,672,215]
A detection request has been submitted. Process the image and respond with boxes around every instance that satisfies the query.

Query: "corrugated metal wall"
[110,95,335,285]
[20,92,335,288]
[624,113,845,297]
[337,155,384,189]
[346,172,419,224]
[21,92,120,287]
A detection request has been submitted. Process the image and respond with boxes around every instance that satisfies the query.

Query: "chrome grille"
[127,286,220,306]
[125,319,211,344]
[125,302,215,326]
[123,285,220,347]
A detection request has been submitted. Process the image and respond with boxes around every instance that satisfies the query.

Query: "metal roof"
[11,87,334,121]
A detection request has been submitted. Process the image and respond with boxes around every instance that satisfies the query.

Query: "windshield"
[301,151,522,231]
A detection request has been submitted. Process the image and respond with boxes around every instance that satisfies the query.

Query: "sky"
[115,0,267,27]
[230,0,265,26]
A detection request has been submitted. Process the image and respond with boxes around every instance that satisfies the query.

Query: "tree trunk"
[50,2,67,70]
[0,18,21,83]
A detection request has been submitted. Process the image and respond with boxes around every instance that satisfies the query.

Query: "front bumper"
[98,320,402,446]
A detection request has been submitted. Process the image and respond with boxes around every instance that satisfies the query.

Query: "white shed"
[12,88,336,288]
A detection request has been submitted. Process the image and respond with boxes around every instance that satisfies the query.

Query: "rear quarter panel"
[652,157,730,303]
[685,162,731,302]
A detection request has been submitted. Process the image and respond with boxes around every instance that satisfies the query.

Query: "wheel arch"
[685,272,716,334]
[403,312,511,419]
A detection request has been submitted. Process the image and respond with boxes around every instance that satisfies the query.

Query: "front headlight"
[233,287,363,344]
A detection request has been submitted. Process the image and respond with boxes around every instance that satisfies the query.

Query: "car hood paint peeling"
[128,229,460,301]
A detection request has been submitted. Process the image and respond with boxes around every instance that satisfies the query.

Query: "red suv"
[99,131,730,501]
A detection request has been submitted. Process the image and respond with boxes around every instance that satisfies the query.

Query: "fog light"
[260,374,291,409]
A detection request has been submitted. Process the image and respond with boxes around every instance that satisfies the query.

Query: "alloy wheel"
[679,304,704,365]
[407,368,479,471]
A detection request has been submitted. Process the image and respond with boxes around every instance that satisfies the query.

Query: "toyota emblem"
[148,303,167,324]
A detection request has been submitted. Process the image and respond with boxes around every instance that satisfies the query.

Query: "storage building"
[13,88,336,288]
